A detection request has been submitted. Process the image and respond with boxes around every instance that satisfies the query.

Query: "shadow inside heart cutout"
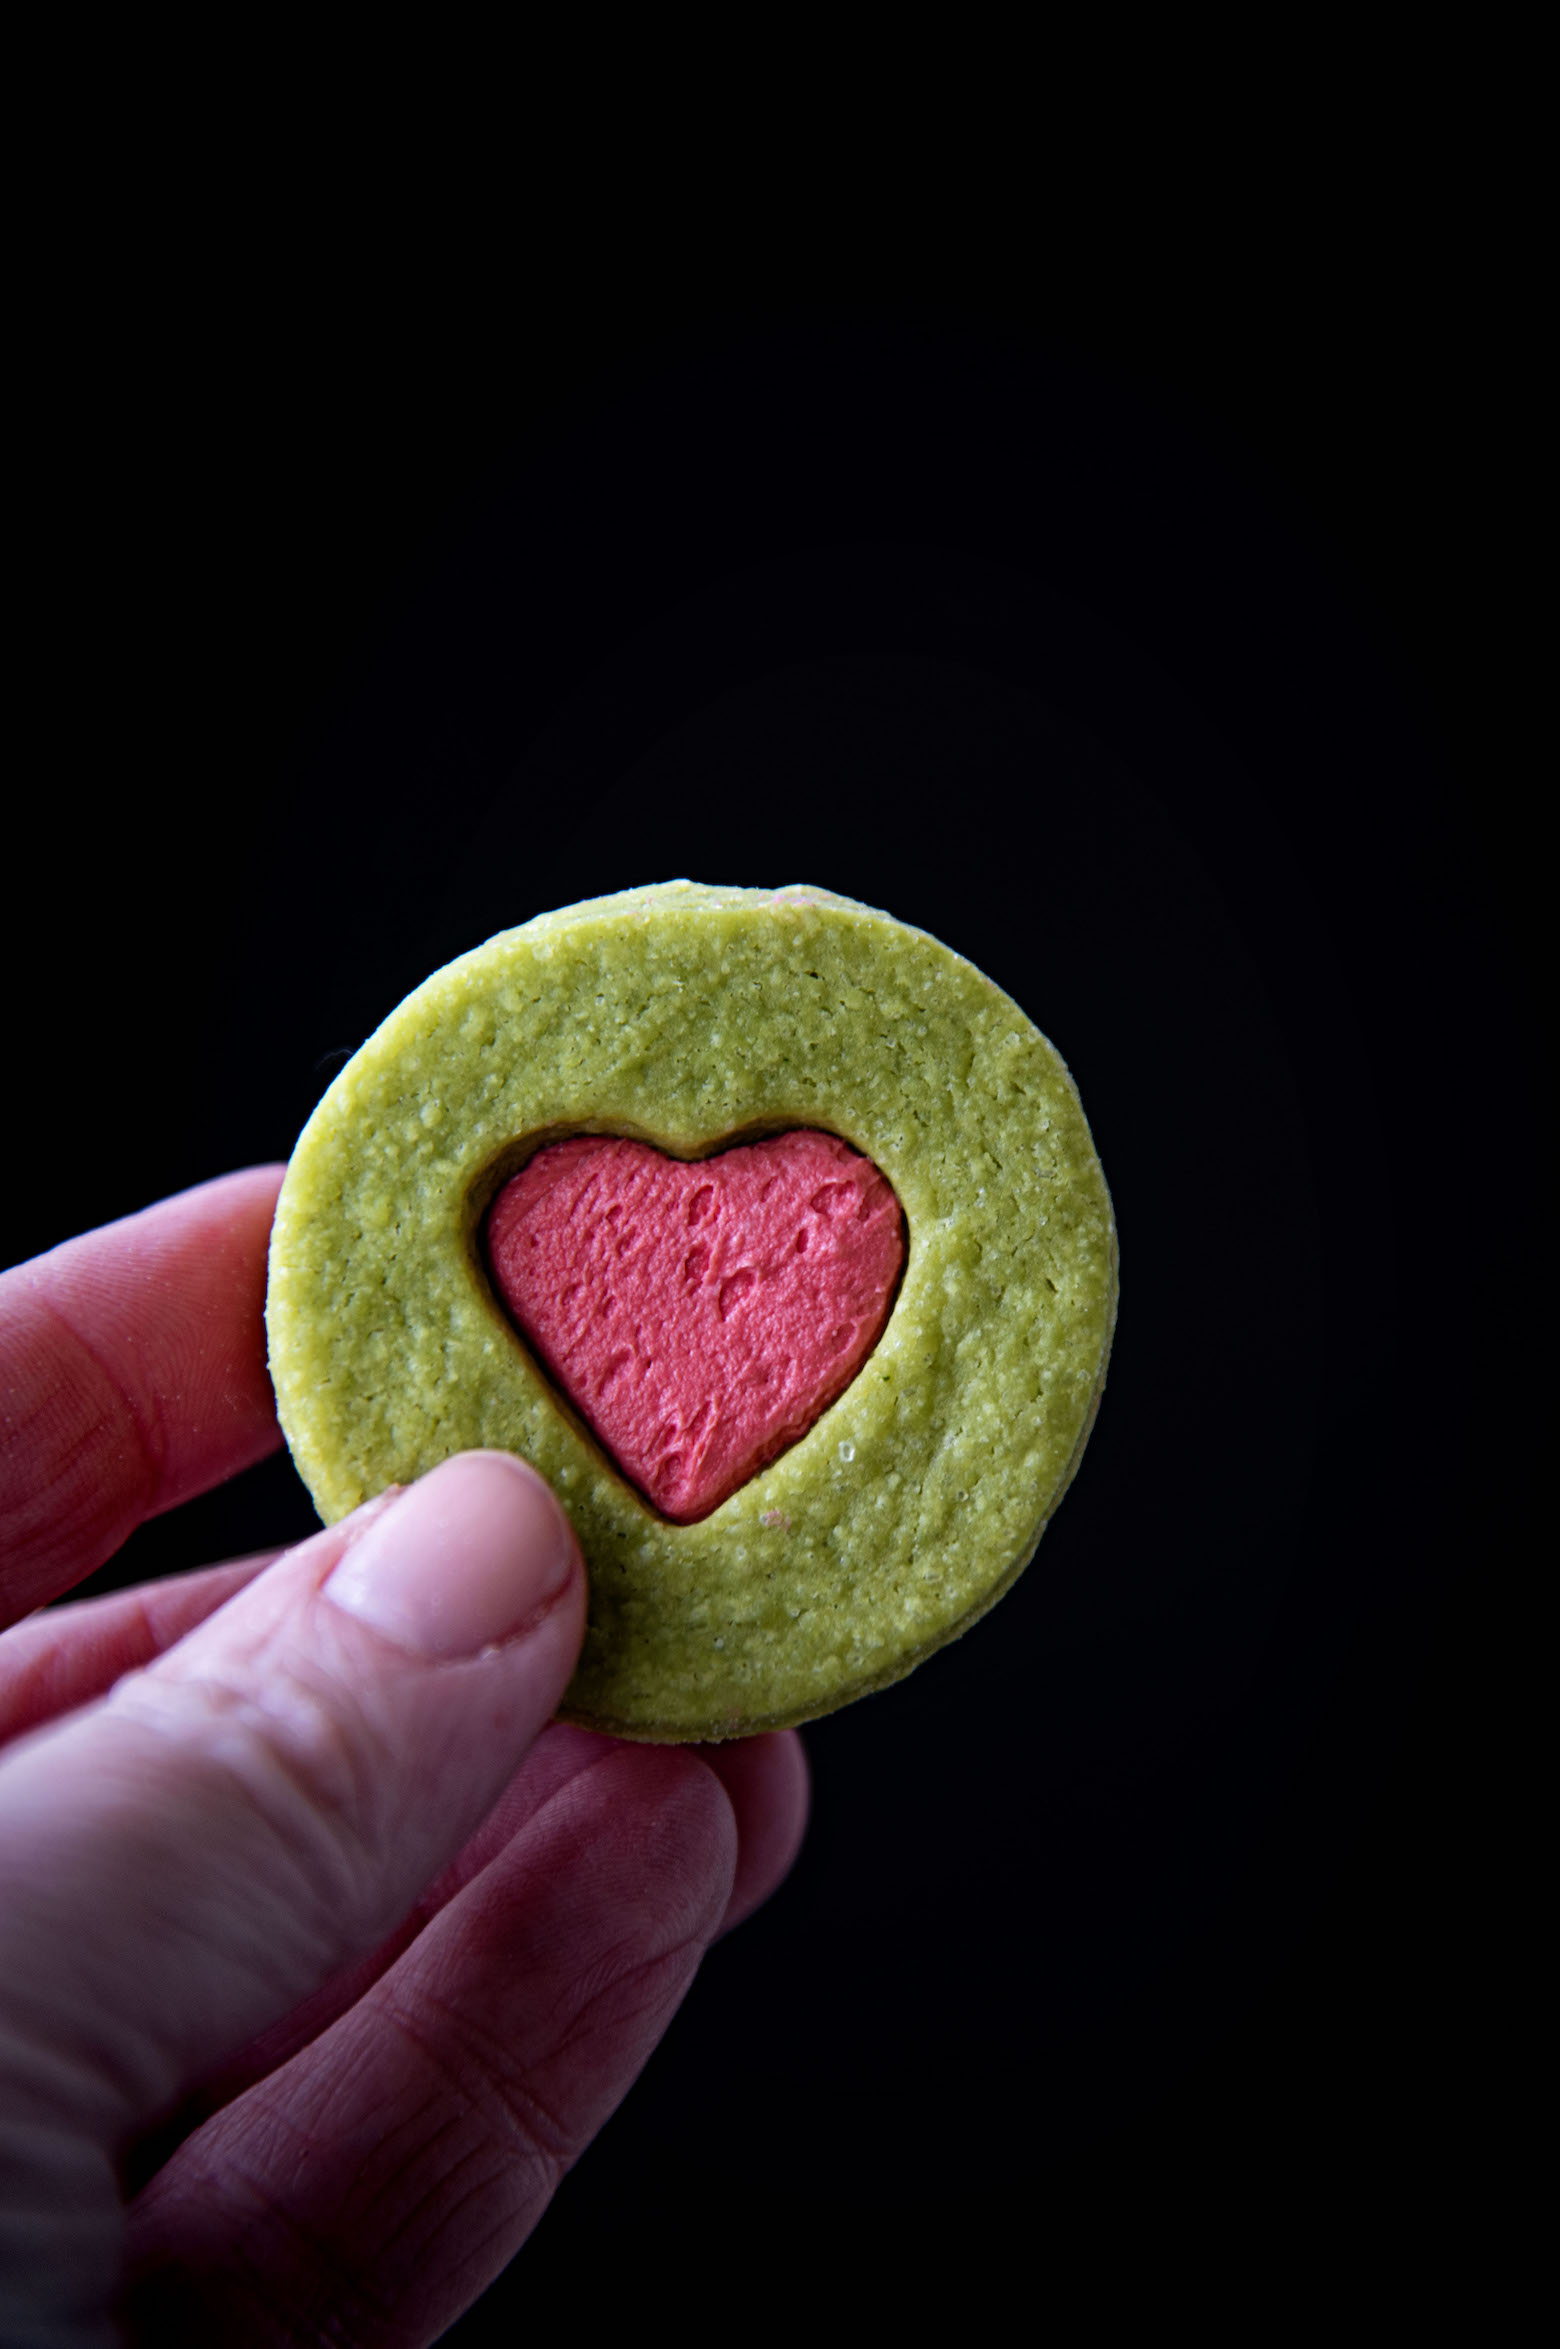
[483,1129,907,1523]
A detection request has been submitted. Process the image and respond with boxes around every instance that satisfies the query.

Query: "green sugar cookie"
[265,880,1118,1740]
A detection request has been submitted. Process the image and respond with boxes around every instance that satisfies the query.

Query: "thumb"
[0,1453,584,2250]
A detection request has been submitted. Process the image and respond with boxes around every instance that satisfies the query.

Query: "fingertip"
[322,1451,584,1661]
[700,1728,811,1936]
[176,1161,289,1225]
[461,1450,585,1556]
[0,1164,295,1618]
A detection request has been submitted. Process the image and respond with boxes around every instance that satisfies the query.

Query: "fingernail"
[323,1452,578,1658]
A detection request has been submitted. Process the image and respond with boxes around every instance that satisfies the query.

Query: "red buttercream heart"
[485,1130,906,1523]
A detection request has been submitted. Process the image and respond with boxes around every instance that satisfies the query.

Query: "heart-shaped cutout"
[485,1130,906,1523]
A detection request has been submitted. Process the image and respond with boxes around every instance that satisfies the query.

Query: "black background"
[6,240,1535,2325]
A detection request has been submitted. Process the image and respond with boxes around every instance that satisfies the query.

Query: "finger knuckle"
[107,1649,398,1925]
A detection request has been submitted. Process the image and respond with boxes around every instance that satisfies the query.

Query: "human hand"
[0,1168,809,2346]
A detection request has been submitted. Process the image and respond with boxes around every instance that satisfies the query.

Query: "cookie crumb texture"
[266,881,1117,1740]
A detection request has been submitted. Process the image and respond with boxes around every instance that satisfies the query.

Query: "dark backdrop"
[7,280,1532,2320]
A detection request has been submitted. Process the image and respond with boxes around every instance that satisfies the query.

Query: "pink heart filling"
[485,1130,906,1523]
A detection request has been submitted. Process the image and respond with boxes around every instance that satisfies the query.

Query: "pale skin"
[0,1167,810,2346]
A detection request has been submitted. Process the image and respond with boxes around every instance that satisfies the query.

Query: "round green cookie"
[266,880,1118,1740]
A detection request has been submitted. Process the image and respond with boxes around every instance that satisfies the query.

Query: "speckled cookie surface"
[265,881,1118,1740]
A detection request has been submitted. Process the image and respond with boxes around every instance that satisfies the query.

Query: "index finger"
[0,1165,287,1625]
